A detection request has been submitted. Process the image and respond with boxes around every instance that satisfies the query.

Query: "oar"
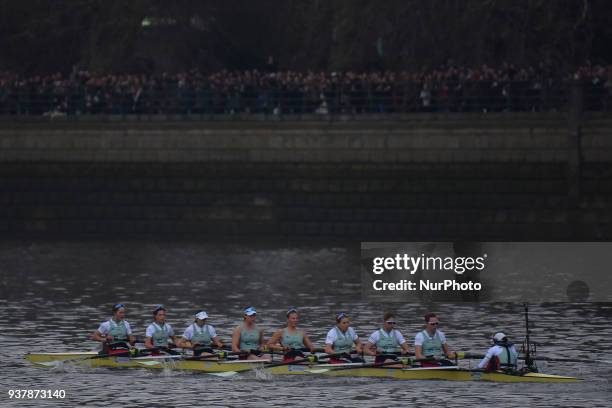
[456,352,612,365]
[262,351,350,369]
[141,348,272,377]
[307,357,436,374]
[185,348,277,377]
[182,350,245,361]
[34,350,134,367]
[36,345,193,367]
[277,347,326,353]
[204,351,351,377]
[132,336,233,351]
[136,346,185,356]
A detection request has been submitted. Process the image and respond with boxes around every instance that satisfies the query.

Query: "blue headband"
[112,303,125,312]
[153,304,166,315]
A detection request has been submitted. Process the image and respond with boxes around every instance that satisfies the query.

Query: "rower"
[231,306,265,360]
[324,312,364,364]
[92,303,136,355]
[178,311,224,356]
[365,312,410,364]
[267,308,316,362]
[414,312,456,367]
[144,305,178,354]
[478,332,519,372]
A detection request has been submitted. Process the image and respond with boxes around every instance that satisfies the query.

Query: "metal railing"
[0,81,610,117]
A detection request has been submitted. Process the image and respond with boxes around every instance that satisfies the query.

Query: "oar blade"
[136,361,162,367]
[207,371,239,377]
[305,368,330,374]
[33,361,61,367]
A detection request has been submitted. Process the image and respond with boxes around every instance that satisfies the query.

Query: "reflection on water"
[1,241,611,407]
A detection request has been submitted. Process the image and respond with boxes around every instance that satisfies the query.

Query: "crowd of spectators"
[1,64,611,116]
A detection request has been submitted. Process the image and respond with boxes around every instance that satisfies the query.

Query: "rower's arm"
[354,338,363,354]
[258,330,265,351]
[477,349,494,369]
[414,344,425,360]
[128,335,136,346]
[231,326,241,352]
[177,338,192,349]
[401,341,410,354]
[302,333,316,353]
[364,341,377,356]
[266,329,284,351]
[92,330,108,343]
[443,343,455,358]
[144,337,154,349]
[324,343,334,354]
[212,336,223,349]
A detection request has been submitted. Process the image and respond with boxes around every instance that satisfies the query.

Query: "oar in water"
[34,350,135,367]
[262,351,352,369]
[455,352,612,365]
[204,351,353,377]
[174,348,278,377]
[39,346,192,367]
[136,348,276,377]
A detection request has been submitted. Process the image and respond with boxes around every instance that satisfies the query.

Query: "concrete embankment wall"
[1,113,611,239]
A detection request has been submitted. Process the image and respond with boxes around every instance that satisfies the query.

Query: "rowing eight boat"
[24,352,579,383]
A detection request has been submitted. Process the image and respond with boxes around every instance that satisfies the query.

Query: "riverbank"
[1,113,610,239]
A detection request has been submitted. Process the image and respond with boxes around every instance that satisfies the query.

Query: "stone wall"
[1,113,610,239]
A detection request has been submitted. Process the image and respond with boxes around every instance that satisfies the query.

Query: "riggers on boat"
[24,352,579,383]
[25,352,262,373]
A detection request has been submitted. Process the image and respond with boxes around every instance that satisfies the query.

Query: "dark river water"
[1,241,611,407]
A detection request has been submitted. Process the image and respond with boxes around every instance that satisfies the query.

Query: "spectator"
[0,64,607,116]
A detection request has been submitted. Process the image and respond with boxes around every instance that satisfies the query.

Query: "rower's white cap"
[195,311,208,320]
[244,306,257,316]
[493,332,507,342]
